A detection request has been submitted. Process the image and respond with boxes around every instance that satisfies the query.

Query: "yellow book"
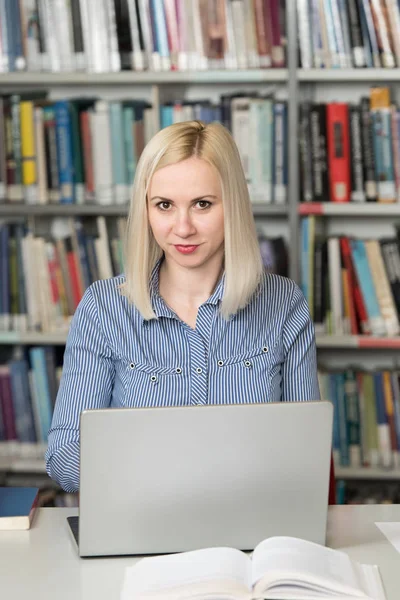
[370,87,390,110]
[20,100,38,203]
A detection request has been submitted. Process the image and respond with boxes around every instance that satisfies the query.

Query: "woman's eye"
[197,200,211,209]
[158,201,171,210]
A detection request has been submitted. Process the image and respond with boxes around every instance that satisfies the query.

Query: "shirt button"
[150,375,158,383]
[196,367,203,374]
[244,360,252,368]
[217,360,224,367]
[176,367,182,374]
[129,363,135,369]
[263,346,268,353]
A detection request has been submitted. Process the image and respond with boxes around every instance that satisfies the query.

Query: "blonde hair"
[120,120,264,320]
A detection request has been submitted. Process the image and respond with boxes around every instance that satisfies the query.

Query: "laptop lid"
[78,401,333,557]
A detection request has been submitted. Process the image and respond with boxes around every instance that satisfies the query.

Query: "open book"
[121,536,386,600]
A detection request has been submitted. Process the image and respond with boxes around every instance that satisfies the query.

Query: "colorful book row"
[301,216,400,337]
[0,218,288,333]
[0,93,288,207]
[319,368,400,472]
[297,0,400,69]
[299,88,400,205]
[2,0,286,73]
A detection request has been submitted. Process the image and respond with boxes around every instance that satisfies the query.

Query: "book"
[120,535,386,600]
[0,486,39,530]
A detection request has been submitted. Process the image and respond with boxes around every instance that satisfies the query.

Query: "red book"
[340,237,371,334]
[65,237,83,309]
[326,103,351,202]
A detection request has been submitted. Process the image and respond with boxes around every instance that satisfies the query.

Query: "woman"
[45,120,320,494]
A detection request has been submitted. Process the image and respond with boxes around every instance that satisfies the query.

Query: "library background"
[1,0,400,507]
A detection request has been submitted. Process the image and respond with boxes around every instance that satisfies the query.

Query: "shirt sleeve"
[281,282,320,402]
[45,285,116,492]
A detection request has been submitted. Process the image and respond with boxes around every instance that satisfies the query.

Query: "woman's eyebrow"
[150,195,218,202]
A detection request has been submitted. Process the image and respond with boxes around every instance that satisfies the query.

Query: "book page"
[121,547,252,600]
[251,537,366,596]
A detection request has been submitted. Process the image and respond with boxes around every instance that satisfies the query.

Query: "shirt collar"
[145,258,225,323]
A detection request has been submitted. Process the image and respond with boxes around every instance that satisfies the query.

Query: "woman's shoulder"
[88,274,127,303]
[83,274,136,319]
[259,271,301,302]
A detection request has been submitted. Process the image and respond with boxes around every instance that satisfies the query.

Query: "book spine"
[104,0,121,72]
[365,239,400,336]
[110,102,129,205]
[10,95,24,202]
[20,101,38,205]
[70,0,86,70]
[350,238,386,336]
[54,101,74,204]
[69,102,85,205]
[29,348,53,442]
[43,106,61,203]
[370,0,396,67]
[374,372,393,467]
[127,0,145,70]
[34,107,49,205]
[360,97,377,201]
[299,102,314,202]
[329,0,349,67]
[310,0,325,68]
[9,360,37,443]
[340,236,370,334]
[269,0,284,66]
[310,103,324,203]
[349,104,365,202]
[273,101,287,205]
[347,0,366,66]
[379,239,400,319]
[345,370,362,467]
[0,368,17,442]
[316,0,331,67]
[385,0,400,67]
[370,87,396,202]
[328,236,344,334]
[390,106,400,202]
[326,103,351,203]
[359,0,381,66]
[297,0,313,68]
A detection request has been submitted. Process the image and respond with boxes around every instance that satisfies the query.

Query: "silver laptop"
[67,401,333,557]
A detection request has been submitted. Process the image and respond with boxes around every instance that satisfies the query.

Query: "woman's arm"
[281,283,321,402]
[45,285,116,492]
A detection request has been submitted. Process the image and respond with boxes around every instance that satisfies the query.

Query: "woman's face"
[148,157,225,272]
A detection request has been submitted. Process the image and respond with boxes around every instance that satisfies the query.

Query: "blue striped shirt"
[45,263,320,492]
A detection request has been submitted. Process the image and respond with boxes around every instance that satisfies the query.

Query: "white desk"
[1,505,400,600]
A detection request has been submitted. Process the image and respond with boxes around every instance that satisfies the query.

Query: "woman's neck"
[159,257,224,309]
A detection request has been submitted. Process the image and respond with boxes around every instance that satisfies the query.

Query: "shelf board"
[0,456,46,474]
[0,202,288,217]
[316,335,400,349]
[298,68,400,82]
[299,202,400,217]
[0,203,130,216]
[335,467,400,480]
[0,69,288,86]
[251,203,288,216]
[0,332,68,345]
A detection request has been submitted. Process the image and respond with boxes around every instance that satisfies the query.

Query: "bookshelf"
[1,1,400,502]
